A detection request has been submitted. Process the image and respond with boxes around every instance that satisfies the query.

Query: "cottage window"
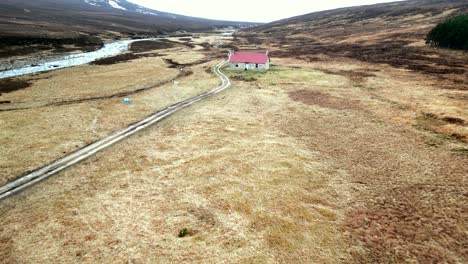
[236,64,239,68]
[256,64,259,68]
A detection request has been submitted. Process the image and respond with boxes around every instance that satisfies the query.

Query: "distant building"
[228,51,270,71]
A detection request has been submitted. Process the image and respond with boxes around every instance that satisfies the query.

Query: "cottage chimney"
[266,50,269,56]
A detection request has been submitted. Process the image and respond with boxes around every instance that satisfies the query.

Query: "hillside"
[238,0,468,86]
[0,0,252,38]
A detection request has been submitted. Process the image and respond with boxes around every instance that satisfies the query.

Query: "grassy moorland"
[0,1,467,263]
[233,0,468,262]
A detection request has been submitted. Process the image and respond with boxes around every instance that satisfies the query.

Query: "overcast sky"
[127,0,404,22]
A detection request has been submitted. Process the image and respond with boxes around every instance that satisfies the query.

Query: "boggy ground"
[0,46,466,263]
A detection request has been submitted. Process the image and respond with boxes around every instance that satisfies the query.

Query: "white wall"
[228,62,269,71]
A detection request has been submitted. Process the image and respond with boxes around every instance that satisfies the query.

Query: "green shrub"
[178,227,194,238]
[426,14,468,50]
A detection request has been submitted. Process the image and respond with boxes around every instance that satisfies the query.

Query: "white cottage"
[228,51,270,71]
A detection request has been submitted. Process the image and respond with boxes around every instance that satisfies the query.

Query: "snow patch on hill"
[108,0,126,10]
[84,0,100,7]
[84,0,160,15]
[136,9,158,16]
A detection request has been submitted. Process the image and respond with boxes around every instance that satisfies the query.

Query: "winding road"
[0,59,231,200]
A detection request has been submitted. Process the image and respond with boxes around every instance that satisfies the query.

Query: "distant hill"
[0,0,255,39]
[244,0,467,42]
[237,0,468,86]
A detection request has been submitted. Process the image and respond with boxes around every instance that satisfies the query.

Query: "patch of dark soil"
[320,69,377,85]
[442,116,465,125]
[218,43,238,50]
[345,184,467,263]
[0,45,52,59]
[406,64,466,75]
[289,90,360,110]
[419,112,448,127]
[162,58,210,68]
[0,35,102,48]
[0,78,31,94]
[198,42,213,50]
[421,112,466,126]
[417,113,467,142]
[90,52,161,65]
[180,42,196,49]
[445,93,468,101]
[125,32,161,39]
[231,75,257,82]
[449,133,465,141]
[302,56,325,62]
[211,50,231,59]
[171,38,196,49]
[0,35,103,58]
[129,40,175,52]
[163,58,183,68]
[183,69,194,77]
[424,112,438,119]
[188,207,218,227]
[204,66,212,74]
[244,35,264,45]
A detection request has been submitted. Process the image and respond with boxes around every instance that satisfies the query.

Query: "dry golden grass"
[245,60,467,262]
[0,36,466,263]
[0,59,355,264]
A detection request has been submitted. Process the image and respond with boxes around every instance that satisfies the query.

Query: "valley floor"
[0,35,467,263]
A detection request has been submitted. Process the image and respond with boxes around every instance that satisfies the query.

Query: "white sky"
[127,0,405,22]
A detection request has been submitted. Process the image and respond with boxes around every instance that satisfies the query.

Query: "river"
[0,38,162,79]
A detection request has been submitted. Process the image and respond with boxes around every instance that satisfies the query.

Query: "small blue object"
[123,98,131,103]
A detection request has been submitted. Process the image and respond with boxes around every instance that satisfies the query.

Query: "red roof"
[229,52,269,64]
